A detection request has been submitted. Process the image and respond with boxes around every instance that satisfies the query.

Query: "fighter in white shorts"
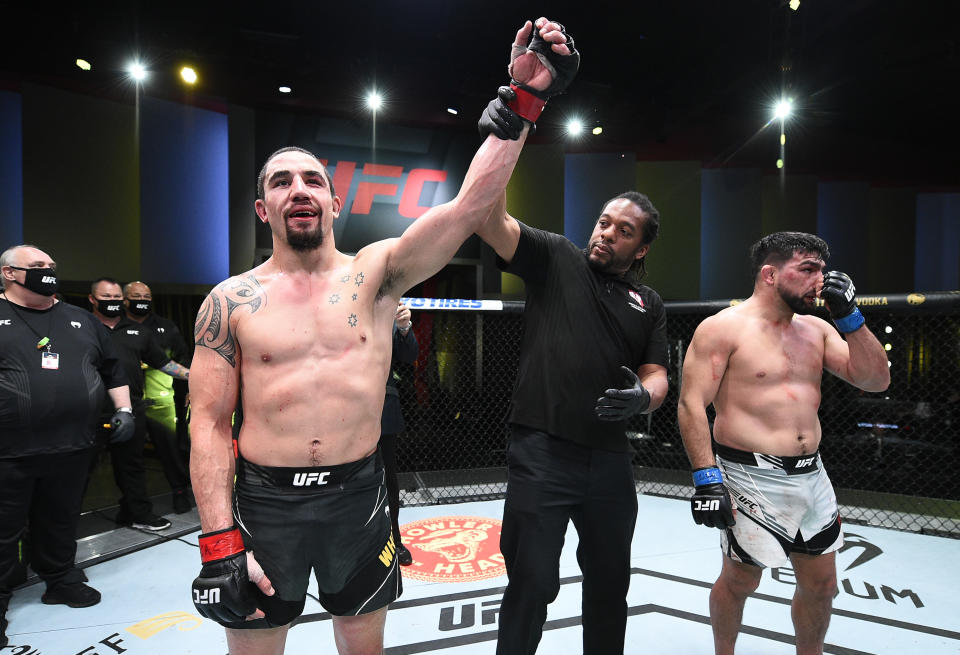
[677,232,890,654]
[714,443,842,568]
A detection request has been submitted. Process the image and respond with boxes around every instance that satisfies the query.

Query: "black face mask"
[95,298,124,317]
[128,299,152,316]
[10,266,58,296]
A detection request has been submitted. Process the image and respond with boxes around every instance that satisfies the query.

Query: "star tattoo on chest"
[329,294,341,304]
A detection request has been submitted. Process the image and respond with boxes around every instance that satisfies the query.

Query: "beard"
[285,220,323,252]
[778,286,815,314]
[586,241,635,274]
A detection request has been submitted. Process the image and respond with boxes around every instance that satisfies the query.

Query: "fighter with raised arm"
[188,17,576,655]
[677,232,890,655]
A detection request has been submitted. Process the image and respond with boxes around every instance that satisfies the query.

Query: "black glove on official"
[690,467,735,529]
[821,270,864,333]
[510,22,580,99]
[110,408,135,444]
[478,86,528,141]
[595,366,651,421]
[192,526,258,624]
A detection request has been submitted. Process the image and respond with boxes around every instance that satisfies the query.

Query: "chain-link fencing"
[394,292,960,538]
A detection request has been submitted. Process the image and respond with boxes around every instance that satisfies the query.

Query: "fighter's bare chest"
[731,322,824,380]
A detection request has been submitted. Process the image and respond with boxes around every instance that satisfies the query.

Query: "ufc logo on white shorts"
[693,499,720,511]
[796,456,815,468]
[292,472,331,486]
[194,588,220,604]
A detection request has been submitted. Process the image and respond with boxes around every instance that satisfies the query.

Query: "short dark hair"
[602,191,661,283]
[749,231,830,280]
[90,277,121,295]
[256,146,335,200]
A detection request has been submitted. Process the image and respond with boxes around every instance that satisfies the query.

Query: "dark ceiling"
[2,0,958,185]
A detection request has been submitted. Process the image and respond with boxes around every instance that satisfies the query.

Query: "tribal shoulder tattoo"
[194,275,264,367]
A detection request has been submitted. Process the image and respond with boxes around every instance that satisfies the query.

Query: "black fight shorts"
[227,452,402,629]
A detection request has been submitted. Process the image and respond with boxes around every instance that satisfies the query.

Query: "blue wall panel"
[915,193,960,291]
[816,181,870,281]
[0,91,23,248]
[700,168,763,299]
[140,96,229,285]
[563,153,636,248]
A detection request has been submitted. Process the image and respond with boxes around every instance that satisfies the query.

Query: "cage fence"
[394,292,960,538]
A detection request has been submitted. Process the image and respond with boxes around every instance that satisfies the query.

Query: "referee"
[0,245,134,648]
[477,103,670,655]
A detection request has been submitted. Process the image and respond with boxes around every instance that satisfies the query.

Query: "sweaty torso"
[712,306,828,456]
[233,249,397,467]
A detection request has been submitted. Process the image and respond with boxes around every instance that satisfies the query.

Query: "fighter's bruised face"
[256,151,340,252]
[586,198,650,275]
[774,251,826,314]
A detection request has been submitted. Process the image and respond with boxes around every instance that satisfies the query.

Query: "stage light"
[774,99,793,120]
[780,133,786,145]
[789,0,800,10]
[776,158,784,169]
[446,107,459,115]
[278,86,292,93]
[884,343,893,351]
[76,58,91,71]
[592,126,603,135]
[566,119,583,136]
[180,66,198,85]
[366,90,383,111]
[128,62,147,82]
[884,325,893,334]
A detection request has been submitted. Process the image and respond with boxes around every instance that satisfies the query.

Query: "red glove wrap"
[198,526,245,563]
[508,84,546,123]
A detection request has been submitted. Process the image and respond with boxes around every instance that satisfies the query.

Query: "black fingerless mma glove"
[192,526,258,624]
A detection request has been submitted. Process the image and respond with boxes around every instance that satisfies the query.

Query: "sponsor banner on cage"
[399,515,506,582]
[400,297,504,311]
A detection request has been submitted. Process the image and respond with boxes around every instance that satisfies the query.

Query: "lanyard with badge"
[6,300,59,369]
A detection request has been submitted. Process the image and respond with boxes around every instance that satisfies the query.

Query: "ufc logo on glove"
[694,499,720,511]
[194,588,220,604]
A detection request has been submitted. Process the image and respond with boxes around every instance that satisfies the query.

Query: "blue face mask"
[10,266,58,296]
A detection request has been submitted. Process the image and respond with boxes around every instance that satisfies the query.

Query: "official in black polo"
[476,181,669,652]
[88,277,190,532]
[0,245,135,648]
[123,281,193,513]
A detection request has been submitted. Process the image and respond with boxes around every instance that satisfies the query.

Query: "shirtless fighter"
[677,232,890,655]
[187,17,577,655]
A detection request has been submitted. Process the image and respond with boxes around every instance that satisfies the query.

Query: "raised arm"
[819,270,890,392]
[190,283,243,533]
[476,192,522,264]
[384,18,577,294]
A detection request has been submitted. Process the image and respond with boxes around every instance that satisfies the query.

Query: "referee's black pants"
[496,427,637,655]
[0,449,92,610]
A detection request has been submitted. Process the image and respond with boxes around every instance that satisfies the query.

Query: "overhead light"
[884,343,893,351]
[789,0,800,10]
[773,98,793,120]
[76,58,91,71]
[566,119,583,136]
[884,325,893,334]
[366,90,383,111]
[592,126,603,135]
[446,107,459,115]
[776,158,784,169]
[180,66,198,85]
[278,86,292,93]
[128,62,147,82]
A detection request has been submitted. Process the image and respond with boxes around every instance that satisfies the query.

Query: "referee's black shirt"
[498,222,668,453]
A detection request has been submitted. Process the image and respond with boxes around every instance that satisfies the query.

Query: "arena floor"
[5,495,959,654]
